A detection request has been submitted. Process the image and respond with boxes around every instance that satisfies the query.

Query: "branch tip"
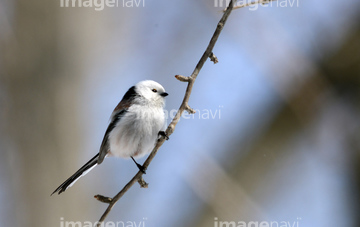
[137,177,149,188]
[185,104,196,114]
[209,52,219,64]
[94,194,113,204]
[175,75,191,82]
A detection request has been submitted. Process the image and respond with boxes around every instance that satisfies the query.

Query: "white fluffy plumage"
[108,80,167,158]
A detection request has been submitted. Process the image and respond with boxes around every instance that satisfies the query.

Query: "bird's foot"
[158,131,169,140]
[131,156,147,174]
[136,163,147,174]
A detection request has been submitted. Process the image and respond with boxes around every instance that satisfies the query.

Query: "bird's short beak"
[161,92,168,97]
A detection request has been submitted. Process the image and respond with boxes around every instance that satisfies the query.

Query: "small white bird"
[52,80,168,195]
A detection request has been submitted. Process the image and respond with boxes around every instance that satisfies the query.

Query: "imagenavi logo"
[60,0,145,11]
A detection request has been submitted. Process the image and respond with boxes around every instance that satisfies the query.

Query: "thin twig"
[185,104,196,114]
[175,75,191,82]
[94,195,112,204]
[95,1,235,225]
[209,52,219,64]
[137,176,148,188]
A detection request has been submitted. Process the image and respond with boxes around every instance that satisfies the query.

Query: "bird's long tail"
[51,153,99,195]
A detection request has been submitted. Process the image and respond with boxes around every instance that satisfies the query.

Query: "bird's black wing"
[97,86,138,163]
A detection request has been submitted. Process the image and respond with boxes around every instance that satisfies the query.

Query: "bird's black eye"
[152,89,157,93]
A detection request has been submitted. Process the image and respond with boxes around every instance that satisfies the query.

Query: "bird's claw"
[136,163,147,174]
[158,131,169,140]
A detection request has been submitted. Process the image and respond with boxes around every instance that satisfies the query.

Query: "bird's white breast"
[108,104,165,159]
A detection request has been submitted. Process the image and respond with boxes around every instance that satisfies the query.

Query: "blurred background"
[1,0,360,226]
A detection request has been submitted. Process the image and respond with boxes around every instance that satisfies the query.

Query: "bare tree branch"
[95,1,235,225]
